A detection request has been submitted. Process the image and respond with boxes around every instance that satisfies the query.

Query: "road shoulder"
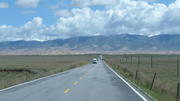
[103,61,156,101]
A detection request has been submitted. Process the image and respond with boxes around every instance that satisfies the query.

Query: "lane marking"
[73,81,79,85]
[63,66,96,94]
[64,89,71,93]
[104,62,148,101]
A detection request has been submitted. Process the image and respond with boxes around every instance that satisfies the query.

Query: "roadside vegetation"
[105,54,180,101]
[0,55,97,89]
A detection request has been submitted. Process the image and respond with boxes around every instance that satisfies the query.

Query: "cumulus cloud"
[0,2,9,8]
[23,17,43,28]
[1,0,180,41]
[16,0,42,8]
[53,8,109,37]
[0,17,45,41]
[51,0,180,37]
[170,0,180,8]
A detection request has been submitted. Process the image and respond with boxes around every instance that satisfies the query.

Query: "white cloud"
[104,0,168,35]
[169,0,180,8]
[51,0,177,37]
[49,0,180,37]
[1,0,180,41]
[53,8,109,37]
[23,17,43,28]
[16,0,42,8]
[0,17,45,41]
[0,2,9,8]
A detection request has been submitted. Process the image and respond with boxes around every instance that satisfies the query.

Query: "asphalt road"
[0,60,148,101]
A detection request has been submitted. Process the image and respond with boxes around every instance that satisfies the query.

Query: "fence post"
[135,70,138,79]
[150,72,157,90]
[151,55,153,68]
[131,56,132,65]
[177,83,180,101]
[177,58,179,77]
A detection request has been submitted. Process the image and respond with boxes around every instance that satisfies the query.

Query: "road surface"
[0,60,148,101]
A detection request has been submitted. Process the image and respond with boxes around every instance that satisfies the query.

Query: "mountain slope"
[0,34,180,54]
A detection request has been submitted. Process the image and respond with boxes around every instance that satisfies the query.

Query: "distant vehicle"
[92,58,97,64]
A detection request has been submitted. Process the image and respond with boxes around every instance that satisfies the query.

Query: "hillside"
[0,34,180,54]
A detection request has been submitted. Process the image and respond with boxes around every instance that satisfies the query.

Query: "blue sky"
[0,0,179,41]
[0,0,56,26]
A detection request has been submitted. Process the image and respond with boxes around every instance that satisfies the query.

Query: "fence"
[105,54,180,101]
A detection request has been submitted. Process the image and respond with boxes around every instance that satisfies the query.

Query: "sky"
[0,0,179,41]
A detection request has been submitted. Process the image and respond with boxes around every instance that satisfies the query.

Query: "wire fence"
[105,54,180,101]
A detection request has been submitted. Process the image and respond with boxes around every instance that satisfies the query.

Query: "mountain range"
[0,34,180,54]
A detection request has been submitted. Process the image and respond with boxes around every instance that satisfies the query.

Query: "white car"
[92,58,97,64]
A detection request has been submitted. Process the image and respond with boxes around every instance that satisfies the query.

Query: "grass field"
[105,54,180,101]
[0,55,97,89]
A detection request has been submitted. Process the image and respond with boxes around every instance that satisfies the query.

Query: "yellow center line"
[73,81,79,85]
[79,67,96,81]
[64,89,71,94]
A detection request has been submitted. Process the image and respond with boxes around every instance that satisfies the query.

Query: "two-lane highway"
[0,60,148,101]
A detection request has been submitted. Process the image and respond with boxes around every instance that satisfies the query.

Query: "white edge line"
[0,64,89,92]
[124,76,157,101]
[104,61,148,101]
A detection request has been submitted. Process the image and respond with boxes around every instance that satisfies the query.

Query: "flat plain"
[0,55,97,89]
